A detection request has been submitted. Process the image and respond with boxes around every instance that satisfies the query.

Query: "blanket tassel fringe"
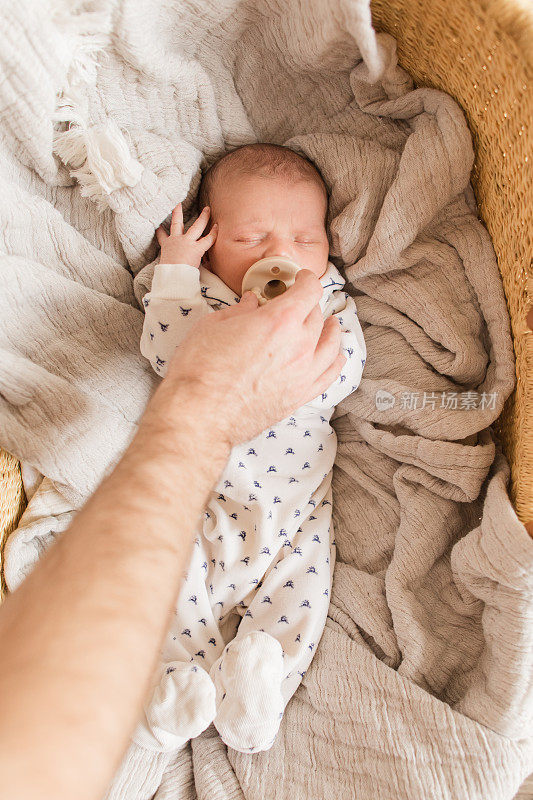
[51,0,144,209]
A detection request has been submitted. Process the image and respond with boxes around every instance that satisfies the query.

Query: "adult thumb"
[237,291,259,307]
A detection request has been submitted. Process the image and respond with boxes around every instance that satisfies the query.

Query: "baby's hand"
[155,202,218,269]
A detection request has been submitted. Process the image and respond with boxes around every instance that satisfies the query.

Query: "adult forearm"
[0,380,230,800]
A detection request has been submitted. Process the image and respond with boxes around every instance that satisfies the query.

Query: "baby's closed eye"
[236,238,317,245]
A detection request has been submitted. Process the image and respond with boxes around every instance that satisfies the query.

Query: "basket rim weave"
[481,0,533,77]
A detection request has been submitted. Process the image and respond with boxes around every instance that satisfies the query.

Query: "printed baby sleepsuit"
[134,258,366,754]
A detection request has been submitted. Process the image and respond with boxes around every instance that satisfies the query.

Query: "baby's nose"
[262,241,297,261]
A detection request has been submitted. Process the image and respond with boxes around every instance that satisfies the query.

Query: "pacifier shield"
[241,256,300,305]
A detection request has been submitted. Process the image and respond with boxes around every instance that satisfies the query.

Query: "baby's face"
[202,175,330,297]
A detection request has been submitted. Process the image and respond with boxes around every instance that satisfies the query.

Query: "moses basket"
[0,0,531,596]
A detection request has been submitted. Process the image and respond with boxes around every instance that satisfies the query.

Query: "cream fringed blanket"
[1,0,532,798]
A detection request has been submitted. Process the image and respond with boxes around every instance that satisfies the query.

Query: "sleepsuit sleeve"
[139,262,212,379]
[304,289,366,411]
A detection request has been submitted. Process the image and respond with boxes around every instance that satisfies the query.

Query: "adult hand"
[145,269,345,448]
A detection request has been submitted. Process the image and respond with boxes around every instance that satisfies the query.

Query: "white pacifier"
[241,256,301,306]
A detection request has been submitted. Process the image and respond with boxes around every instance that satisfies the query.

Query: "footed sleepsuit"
[134,259,366,754]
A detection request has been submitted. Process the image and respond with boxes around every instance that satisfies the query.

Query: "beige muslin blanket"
[0,1,532,798]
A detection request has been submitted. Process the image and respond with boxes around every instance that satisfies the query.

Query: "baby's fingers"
[155,226,169,246]
[186,206,211,238]
[170,203,184,236]
[201,223,218,249]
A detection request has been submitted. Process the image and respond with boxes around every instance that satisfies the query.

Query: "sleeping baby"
[132,143,366,755]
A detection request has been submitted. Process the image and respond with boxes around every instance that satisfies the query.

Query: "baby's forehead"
[214,170,325,200]
[208,171,328,226]
[229,215,326,233]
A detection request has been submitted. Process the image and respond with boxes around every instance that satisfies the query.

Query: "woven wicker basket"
[0,0,532,601]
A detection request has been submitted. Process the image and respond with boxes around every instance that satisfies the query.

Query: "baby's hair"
[197,143,329,228]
